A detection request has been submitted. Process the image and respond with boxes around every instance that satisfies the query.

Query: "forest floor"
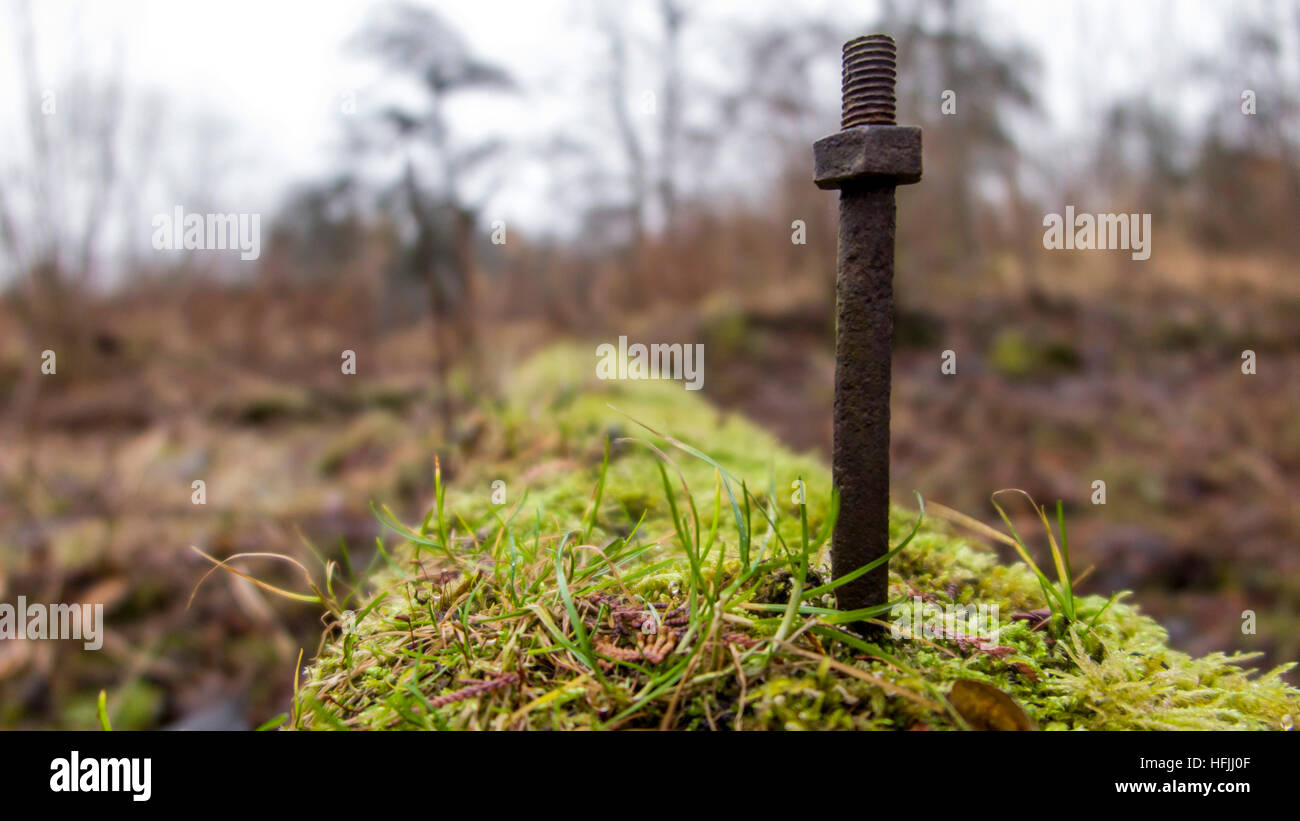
[1,241,1297,729]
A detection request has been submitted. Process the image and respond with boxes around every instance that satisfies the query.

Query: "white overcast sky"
[0,0,1264,241]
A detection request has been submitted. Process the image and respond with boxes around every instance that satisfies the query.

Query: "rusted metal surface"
[813,34,922,630]
[813,126,922,189]
[840,34,898,127]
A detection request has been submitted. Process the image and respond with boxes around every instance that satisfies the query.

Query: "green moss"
[291,344,1299,731]
[989,329,1082,379]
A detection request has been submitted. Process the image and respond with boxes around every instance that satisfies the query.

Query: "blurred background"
[1,0,1298,729]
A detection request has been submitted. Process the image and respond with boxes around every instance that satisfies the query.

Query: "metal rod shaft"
[832,184,896,618]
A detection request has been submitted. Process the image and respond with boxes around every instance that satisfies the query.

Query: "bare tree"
[349,1,515,432]
[882,0,1039,281]
[0,1,126,294]
[0,0,145,424]
[657,0,686,234]
[588,0,694,305]
[601,15,649,249]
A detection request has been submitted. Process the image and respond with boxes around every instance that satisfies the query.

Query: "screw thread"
[841,34,897,128]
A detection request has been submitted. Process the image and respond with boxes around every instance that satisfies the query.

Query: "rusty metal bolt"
[813,34,922,630]
[841,34,898,127]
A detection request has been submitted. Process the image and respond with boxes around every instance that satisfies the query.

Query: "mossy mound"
[291,345,1299,730]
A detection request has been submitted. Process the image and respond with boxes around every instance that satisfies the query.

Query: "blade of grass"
[96,690,112,731]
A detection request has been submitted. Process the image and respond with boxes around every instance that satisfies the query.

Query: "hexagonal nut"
[813,125,922,189]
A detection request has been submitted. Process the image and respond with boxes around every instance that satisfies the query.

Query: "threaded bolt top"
[841,34,897,128]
